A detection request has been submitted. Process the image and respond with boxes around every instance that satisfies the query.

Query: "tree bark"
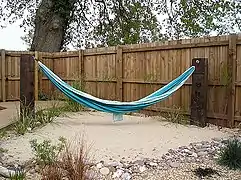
[30,0,74,52]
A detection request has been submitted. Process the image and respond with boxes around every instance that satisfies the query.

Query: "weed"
[0,147,8,153]
[30,137,66,166]
[0,130,7,139]
[9,167,26,180]
[14,100,64,135]
[160,106,189,125]
[40,135,95,180]
[217,138,241,170]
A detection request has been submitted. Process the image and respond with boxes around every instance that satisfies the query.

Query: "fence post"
[20,54,35,119]
[227,34,237,128]
[116,46,123,101]
[79,50,85,90]
[1,49,6,102]
[190,58,208,127]
[34,51,39,101]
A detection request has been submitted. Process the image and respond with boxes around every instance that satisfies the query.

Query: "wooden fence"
[0,34,241,127]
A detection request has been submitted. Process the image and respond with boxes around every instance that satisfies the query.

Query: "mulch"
[0,106,6,111]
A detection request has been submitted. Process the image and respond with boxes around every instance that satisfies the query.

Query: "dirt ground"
[0,109,233,164]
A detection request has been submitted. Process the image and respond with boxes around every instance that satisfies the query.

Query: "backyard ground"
[0,101,240,179]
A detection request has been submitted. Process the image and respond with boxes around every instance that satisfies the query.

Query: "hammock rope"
[36,59,195,121]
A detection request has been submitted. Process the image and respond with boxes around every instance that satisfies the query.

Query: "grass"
[13,100,63,135]
[9,168,26,180]
[159,105,190,125]
[217,138,241,170]
[30,135,94,180]
[30,137,66,166]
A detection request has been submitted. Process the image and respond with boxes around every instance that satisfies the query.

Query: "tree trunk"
[30,0,74,52]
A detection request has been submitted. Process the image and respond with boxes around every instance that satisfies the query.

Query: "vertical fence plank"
[79,50,85,89]
[227,34,237,128]
[1,49,6,102]
[116,46,123,101]
[34,51,39,101]
[38,52,43,95]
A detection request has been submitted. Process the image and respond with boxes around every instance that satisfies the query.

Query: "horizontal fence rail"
[1,34,241,127]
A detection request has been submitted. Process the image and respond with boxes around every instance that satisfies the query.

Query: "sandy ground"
[0,111,233,164]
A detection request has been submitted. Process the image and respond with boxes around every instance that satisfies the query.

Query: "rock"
[212,137,222,142]
[191,152,198,158]
[149,162,158,167]
[134,160,145,166]
[197,151,208,156]
[107,161,120,167]
[139,165,147,173]
[112,169,124,178]
[96,162,103,169]
[201,144,211,149]
[121,172,132,180]
[100,167,110,175]
[169,161,180,168]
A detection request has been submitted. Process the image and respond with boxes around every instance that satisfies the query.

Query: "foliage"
[217,138,241,170]
[157,0,241,39]
[39,136,94,180]
[1,0,240,50]
[9,167,26,180]
[14,101,62,135]
[159,106,189,125]
[30,137,66,166]
[90,1,163,47]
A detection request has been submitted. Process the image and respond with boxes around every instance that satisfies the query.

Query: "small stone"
[139,165,147,173]
[197,151,208,156]
[100,167,110,175]
[134,160,145,166]
[191,152,198,158]
[169,161,180,168]
[121,172,132,180]
[96,162,103,169]
[107,161,120,167]
[183,149,193,155]
[212,137,222,142]
[149,162,158,166]
[112,169,124,178]
[201,144,211,149]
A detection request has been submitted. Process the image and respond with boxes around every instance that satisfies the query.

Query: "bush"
[217,138,241,170]
[30,137,66,166]
[39,136,95,180]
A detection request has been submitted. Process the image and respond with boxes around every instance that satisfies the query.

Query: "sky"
[0,20,28,51]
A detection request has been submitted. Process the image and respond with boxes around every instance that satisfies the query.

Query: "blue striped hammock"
[37,60,195,121]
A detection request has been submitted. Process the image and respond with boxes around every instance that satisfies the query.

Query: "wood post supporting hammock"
[190,58,208,127]
[20,54,35,119]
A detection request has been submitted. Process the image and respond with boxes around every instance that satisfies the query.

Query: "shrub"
[217,138,241,170]
[30,137,66,166]
[40,136,95,180]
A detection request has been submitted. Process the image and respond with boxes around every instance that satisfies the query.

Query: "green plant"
[30,137,66,166]
[0,147,8,153]
[14,114,35,135]
[160,106,190,125]
[9,167,26,180]
[217,138,241,170]
[14,100,65,135]
[40,136,94,180]
[0,130,7,139]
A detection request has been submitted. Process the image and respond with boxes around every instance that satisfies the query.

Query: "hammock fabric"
[37,60,195,121]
